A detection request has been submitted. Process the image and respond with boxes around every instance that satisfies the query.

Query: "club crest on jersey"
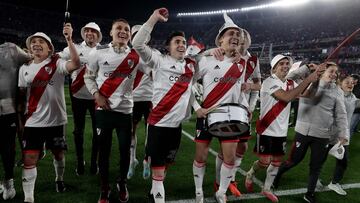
[237,64,244,72]
[45,66,52,74]
[128,59,134,68]
[188,63,194,70]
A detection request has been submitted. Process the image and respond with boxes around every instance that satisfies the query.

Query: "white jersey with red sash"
[87,44,140,113]
[239,52,261,108]
[197,55,245,109]
[256,74,296,137]
[59,41,96,99]
[18,55,69,127]
[133,67,153,102]
[147,55,196,127]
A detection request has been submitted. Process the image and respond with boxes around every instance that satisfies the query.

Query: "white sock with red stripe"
[53,158,65,181]
[215,155,223,184]
[151,176,165,203]
[193,160,206,196]
[22,167,37,203]
[264,162,280,191]
[232,155,243,181]
[218,162,235,194]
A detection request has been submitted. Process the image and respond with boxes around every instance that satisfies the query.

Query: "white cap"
[215,13,241,47]
[289,61,302,74]
[131,24,150,44]
[328,141,345,160]
[81,22,102,43]
[271,54,293,70]
[26,32,54,56]
[242,29,251,50]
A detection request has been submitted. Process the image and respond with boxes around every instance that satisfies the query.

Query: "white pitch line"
[168,182,360,203]
[181,130,263,187]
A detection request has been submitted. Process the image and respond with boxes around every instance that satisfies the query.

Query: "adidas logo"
[155,192,163,199]
[103,61,109,65]
[170,65,176,70]
[227,175,233,179]
[22,178,28,182]
[214,65,220,70]
[79,53,83,56]
[194,174,199,178]
[25,72,28,76]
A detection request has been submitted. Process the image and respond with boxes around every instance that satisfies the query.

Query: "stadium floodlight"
[177,0,310,17]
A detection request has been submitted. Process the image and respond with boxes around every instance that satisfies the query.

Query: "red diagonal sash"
[147,58,195,125]
[245,55,257,81]
[256,80,294,135]
[70,65,86,94]
[26,54,60,121]
[99,49,139,98]
[202,63,245,108]
[133,70,144,90]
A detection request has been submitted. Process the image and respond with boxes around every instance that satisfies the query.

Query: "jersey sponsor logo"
[213,76,241,83]
[31,79,54,87]
[103,71,133,79]
[169,75,192,83]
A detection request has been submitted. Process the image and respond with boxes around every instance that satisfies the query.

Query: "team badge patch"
[188,63,194,70]
[128,59,134,68]
[45,66,52,74]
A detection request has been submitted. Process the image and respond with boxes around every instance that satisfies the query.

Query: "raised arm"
[63,23,80,73]
[132,8,168,66]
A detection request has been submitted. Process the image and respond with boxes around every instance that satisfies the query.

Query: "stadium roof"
[1,0,266,21]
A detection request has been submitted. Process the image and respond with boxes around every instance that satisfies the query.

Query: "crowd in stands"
[1,2,359,78]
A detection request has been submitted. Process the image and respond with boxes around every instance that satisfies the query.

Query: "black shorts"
[147,124,182,167]
[133,101,152,124]
[194,118,239,143]
[253,134,286,156]
[22,125,67,152]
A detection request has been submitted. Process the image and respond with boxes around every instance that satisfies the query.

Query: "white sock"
[151,177,165,203]
[22,167,37,203]
[130,135,137,164]
[232,156,243,181]
[264,164,279,191]
[218,162,234,194]
[193,160,206,196]
[215,155,223,184]
[53,158,65,181]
